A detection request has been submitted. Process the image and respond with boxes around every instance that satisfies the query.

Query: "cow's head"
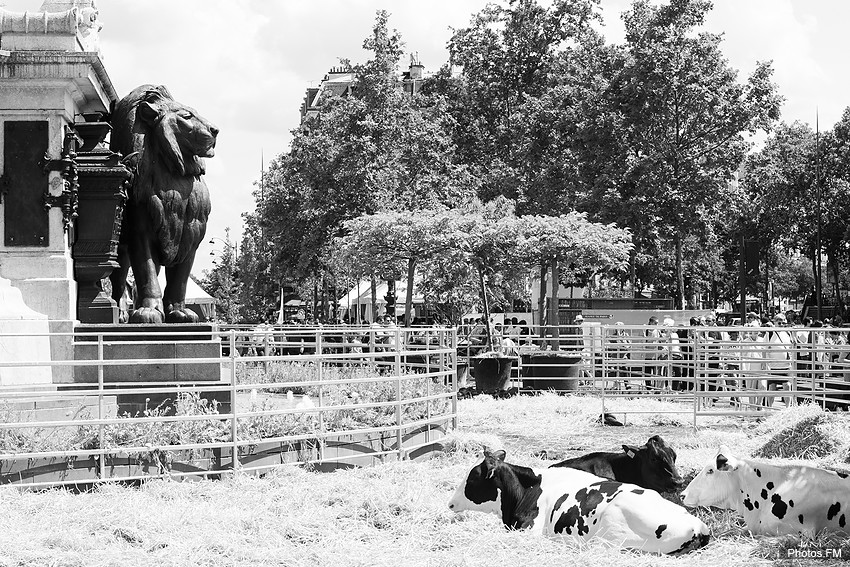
[622,435,684,492]
[448,450,506,515]
[681,445,742,508]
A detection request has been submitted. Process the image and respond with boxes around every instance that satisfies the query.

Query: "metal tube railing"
[0,325,458,487]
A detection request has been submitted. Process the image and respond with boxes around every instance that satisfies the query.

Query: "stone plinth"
[0,44,117,384]
[0,276,52,386]
[73,324,223,383]
[73,324,227,415]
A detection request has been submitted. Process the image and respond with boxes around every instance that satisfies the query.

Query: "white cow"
[449,450,710,555]
[682,445,850,535]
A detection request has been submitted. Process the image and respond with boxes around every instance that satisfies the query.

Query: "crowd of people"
[607,310,850,408]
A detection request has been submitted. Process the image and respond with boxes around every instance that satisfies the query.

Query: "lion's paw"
[166,308,200,324]
[129,307,165,324]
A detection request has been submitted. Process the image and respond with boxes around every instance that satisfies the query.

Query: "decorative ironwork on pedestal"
[41,129,81,232]
[70,120,132,324]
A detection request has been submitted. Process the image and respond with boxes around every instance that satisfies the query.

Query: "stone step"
[1,395,119,422]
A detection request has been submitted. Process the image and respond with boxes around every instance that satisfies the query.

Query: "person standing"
[763,313,793,407]
[643,316,663,390]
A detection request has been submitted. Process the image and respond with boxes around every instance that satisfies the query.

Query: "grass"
[0,395,848,566]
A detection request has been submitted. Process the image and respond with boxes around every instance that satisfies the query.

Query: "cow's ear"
[492,450,506,463]
[623,444,638,458]
[716,454,730,471]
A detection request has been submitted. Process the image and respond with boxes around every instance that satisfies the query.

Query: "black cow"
[550,435,683,493]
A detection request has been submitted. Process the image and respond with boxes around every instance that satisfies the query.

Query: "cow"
[682,445,850,536]
[449,450,710,555]
[549,435,684,493]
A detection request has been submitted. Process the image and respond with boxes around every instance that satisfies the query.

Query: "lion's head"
[111,84,219,177]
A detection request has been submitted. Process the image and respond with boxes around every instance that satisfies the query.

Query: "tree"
[258,11,476,309]
[614,0,781,308]
[333,210,456,325]
[199,227,240,323]
[519,213,632,343]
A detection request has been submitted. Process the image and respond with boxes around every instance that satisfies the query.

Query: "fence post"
[395,326,403,461]
[600,325,606,419]
[425,328,432,444]
[97,333,105,479]
[692,330,701,428]
[229,329,240,472]
[316,330,325,462]
[451,326,458,431]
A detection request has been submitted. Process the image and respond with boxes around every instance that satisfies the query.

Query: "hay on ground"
[753,403,850,465]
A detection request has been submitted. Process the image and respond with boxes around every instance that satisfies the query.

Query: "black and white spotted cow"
[449,450,710,554]
[682,445,850,535]
[550,435,684,493]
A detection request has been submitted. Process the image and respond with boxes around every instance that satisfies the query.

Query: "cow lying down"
[449,450,710,554]
[683,445,850,536]
[550,435,684,493]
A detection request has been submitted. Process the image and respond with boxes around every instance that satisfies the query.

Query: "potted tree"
[517,213,632,391]
[441,199,526,394]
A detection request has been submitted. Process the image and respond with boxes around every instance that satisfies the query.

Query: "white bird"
[286,390,294,402]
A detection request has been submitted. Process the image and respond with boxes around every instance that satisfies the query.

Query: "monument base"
[0,276,52,386]
[73,323,228,414]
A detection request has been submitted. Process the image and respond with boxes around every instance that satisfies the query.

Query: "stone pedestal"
[73,324,226,414]
[0,276,52,386]
[0,6,115,383]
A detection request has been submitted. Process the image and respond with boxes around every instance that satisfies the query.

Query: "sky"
[2,0,847,276]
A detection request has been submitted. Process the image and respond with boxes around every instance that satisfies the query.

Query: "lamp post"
[209,230,239,322]
[209,236,238,264]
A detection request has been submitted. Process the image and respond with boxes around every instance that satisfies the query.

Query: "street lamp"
[209,236,238,263]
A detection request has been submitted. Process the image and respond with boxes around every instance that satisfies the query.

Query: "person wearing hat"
[745,312,759,327]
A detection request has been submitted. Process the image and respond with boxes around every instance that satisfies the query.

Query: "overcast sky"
[3,0,847,275]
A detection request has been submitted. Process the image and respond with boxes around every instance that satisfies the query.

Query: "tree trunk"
[630,248,637,297]
[404,258,416,326]
[675,234,685,310]
[322,277,329,322]
[370,274,377,323]
[477,265,493,350]
[312,274,318,323]
[538,263,547,334]
[549,257,560,350]
[829,249,843,311]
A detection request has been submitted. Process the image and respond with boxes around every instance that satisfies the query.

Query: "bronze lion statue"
[109,85,218,323]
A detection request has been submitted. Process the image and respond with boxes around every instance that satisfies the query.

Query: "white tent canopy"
[340,279,425,322]
[340,279,424,305]
[156,272,216,321]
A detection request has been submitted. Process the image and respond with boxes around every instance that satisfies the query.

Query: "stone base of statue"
[73,323,228,414]
[0,277,53,386]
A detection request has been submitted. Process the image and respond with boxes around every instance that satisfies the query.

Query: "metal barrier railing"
[456,322,850,422]
[0,325,458,488]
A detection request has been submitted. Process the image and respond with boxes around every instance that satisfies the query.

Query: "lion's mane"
[111,84,214,267]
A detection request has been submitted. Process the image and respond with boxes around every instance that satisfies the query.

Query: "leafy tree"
[258,11,476,309]
[333,210,456,325]
[199,227,240,323]
[614,0,781,308]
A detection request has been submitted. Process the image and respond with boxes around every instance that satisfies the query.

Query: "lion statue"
[109,84,218,323]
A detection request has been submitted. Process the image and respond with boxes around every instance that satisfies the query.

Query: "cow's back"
[540,471,709,554]
[740,466,850,535]
[551,452,618,480]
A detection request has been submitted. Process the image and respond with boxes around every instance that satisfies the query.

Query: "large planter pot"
[470,356,514,393]
[521,353,581,392]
